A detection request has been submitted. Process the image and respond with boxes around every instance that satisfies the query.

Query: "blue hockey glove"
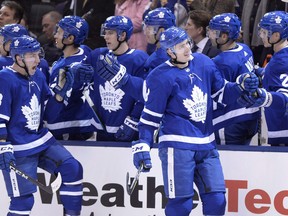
[70,63,94,83]
[237,88,272,108]
[0,143,15,172]
[96,54,129,89]
[53,68,74,102]
[132,140,152,172]
[236,73,259,93]
[115,116,139,141]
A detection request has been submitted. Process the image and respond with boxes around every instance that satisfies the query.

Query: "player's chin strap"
[170,57,187,65]
[15,54,31,79]
[112,39,125,52]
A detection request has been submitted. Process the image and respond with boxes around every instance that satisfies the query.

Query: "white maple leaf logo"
[21,94,41,131]
[99,82,124,113]
[183,85,207,123]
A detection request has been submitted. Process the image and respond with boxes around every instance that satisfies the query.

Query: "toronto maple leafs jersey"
[139,53,242,150]
[0,56,50,83]
[212,43,259,130]
[143,47,169,74]
[44,46,95,137]
[90,47,149,136]
[261,46,288,145]
[0,67,58,157]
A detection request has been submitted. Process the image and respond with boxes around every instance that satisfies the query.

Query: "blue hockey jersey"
[212,43,259,130]
[139,53,242,150]
[91,47,149,135]
[262,46,288,145]
[44,46,95,137]
[0,67,58,157]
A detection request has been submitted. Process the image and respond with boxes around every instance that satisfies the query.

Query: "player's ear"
[166,48,175,58]
[119,31,127,42]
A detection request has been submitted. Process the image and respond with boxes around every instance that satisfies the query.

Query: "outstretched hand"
[236,73,259,93]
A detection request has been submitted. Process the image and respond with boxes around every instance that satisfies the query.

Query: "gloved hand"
[115,116,139,141]
[96,53,129,89]
[0,143,15,172]
[53,69,74,102]
[132,140,152,172]
[237,88,272,108]
[70,63,94,83]
[236,73,259,93]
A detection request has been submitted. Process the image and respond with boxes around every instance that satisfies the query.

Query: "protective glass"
[258,27,269,39]
[206,26,221,39]
[142,23,159,35]
[172,39,192,54]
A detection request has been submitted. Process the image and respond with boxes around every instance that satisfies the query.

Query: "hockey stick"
[126,163,143,195]
[10,163,62,194]
[83,87,107,133]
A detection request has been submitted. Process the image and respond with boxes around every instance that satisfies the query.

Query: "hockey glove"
[237,88,272,108]
[236,73,259,93]
[115,116,139,141]
[70,63,94,83]
[0,143,15,172]
[53,68,74,102]
[132,140,152,172]
[96,53,129,89]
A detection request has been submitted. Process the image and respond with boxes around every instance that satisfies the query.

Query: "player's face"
[173,39,192,62]
[143,25,159,44]
[23,51,41,76]
[42,15,57,40]
[54,26,65,49]
[206,28,221,46]
[258,28,273,47]
[103,29,119,50]
[0,6,17,27]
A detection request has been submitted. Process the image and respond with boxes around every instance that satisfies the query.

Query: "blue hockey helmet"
[10,35,40,59]
[0,24,29,44]
[258,11,288,39]
[160,26,189,50]
[57,15,89,45]
[209,13,241,40]
[143,7,176,29]
[101,15,133,40]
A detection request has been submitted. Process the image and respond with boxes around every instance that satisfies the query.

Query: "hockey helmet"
[208,13,241,40]
[101,15,133,40]
[258,11,288,39]
[160,26,189,50]
[10,35,40,59]
[57,15,89,45]
[143,7,176,31]
[0,24,29,44]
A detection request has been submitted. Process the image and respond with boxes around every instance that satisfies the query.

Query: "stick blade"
[50,172,62,193]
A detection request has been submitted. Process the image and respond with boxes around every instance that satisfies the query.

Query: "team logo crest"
[183,85,207,123]
[99,82,124,112]
[22,94,41,131]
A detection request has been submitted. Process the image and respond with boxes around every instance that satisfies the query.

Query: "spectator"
[39,10,63,66]
[0,0,23,27]
[238,11,288,146]
[90,15,149,141]
[44,15,96,141]
[189,0,235,16]
[115,0,150,51]
[207,13,259,145]
[184,9,221,58]
[0,35,83,216]
[130,26,257,216]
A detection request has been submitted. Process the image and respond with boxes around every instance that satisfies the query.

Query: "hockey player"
[0,35,83,215]
[97,26,259,215]
[207,13,260,145]
[238,11,288,146]
[44,15,95,140]
[90,15,149,141]
[96,8,175,104]
[0,23,50,83]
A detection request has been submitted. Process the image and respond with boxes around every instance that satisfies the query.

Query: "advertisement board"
[1,143,288,216]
